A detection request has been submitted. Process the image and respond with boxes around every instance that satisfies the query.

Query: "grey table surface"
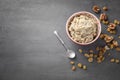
[0,0,120,80]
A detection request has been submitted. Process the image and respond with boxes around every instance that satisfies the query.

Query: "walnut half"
[92,5,101,13]
[100,13,108,21]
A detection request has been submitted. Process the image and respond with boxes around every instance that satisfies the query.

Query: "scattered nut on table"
[114,19,120,25]
[118,35,120,39]
[109,30,116,34]
[109,43,114,49]
[116,47,120,51]
[112,40,119,47]
[70,61,75,65]
[79,49,83,53]
[110,58,115,63]
[106,23,117,34]
[115,59,120,64]
[89,50,94,53]
[88,57,93,63]
[104,35,113,43]
[100,13,108,21]
[108,23,116,30]
[100,34,108,39]
[104,45,110,50]
[72,66,76,71]
[89,53,94,57]
[92,5,101,13]
[82,65,87,70]
[84,53,90,58]
[77,63,83,68]
[102,20,109,25]
[103,6,108,11]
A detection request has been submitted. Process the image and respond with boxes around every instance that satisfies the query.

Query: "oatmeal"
[68,14,98,43]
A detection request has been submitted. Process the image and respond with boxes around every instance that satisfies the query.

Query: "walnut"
[79,49,82,53]
[103,6,108,11]
[114,19,120,25]
[89,50,94,53]
[97,58,102,63]
[99,34,106,39]
[112,40,119,47]
[84,53,90,58]
[116,47,120,51]
[82,65,87,70]
[118,35,120,39]
[77,63,82,68]
[88,57,93,63]
[110,58,120,64]
[107,28,111,32]
[108,23,116,30]
[72,66,76,71]
[109,30,116,34]
[89,53,94,57]
[101,57,105,61]
[104,45,110,50]
[110,44,114,49]
[100,13,108,21]
[104,35,113,43]
[102,20,109,25]
[107,23,116,34]
[92,5,101,13]
[110,58,115,63]
[115,59,120,64]
[70,61,75,65]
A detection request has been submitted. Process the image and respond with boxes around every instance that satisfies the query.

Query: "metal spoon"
[54,30,76,59]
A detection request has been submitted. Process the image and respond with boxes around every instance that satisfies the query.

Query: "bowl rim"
[66,11,101,45]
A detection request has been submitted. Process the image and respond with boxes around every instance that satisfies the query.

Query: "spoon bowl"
[66,50,76,59]
[54,30,76,59]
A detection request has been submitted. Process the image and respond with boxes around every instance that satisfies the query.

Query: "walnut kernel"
[92,5,101,13]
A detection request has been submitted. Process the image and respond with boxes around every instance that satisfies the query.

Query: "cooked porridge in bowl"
[68,13,98,43]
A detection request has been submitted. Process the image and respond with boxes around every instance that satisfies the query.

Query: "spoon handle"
[54,30,68,51]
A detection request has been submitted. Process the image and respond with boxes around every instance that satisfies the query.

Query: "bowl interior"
[66,11,101,45]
